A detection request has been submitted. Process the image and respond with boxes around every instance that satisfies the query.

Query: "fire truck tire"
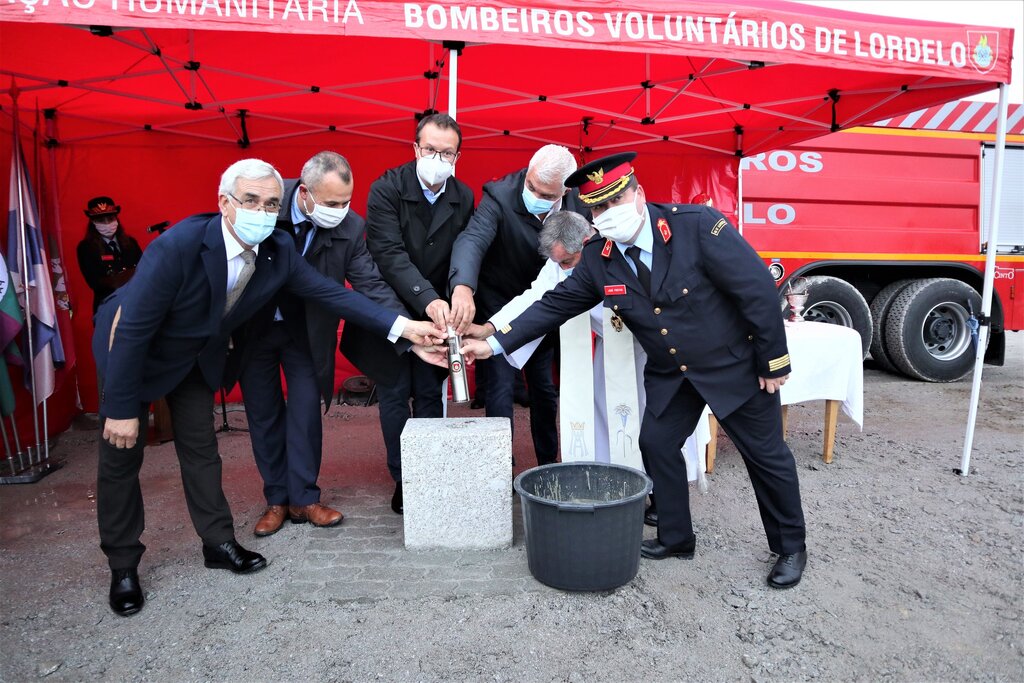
[801,275,872,358]
[868,279,917,374]
[884,278,981,382]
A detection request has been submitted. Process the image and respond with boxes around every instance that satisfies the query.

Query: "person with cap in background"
[454,151,808,589]
[77,196,143,314]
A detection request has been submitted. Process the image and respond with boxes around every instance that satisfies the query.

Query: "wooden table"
[705,322,864,471]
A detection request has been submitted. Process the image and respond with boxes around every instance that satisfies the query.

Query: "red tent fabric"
[0,0,1014,428]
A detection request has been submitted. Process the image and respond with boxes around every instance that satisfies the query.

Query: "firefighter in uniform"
[458,152,808,588]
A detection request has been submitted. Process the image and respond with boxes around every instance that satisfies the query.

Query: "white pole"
[448,47,458,123]
[959,83,1009,476]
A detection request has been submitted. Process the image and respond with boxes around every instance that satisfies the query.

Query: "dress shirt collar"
[220,218,260,261]
[418,174,447,205]
[614,206,654,258]
[290,189,308,226]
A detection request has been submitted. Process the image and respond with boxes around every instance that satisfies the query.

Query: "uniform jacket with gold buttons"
[493,204,791,420]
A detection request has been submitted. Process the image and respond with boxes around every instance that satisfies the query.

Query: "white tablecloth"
[780,322,864,429]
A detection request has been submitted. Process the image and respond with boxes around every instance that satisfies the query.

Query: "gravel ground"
[1,333,1021,682]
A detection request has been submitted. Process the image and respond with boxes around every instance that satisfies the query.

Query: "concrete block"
[401,417,512,550]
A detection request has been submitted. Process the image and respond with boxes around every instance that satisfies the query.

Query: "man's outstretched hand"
[411,344,449,369]
[402,320,447,346]
[459,338,494,363]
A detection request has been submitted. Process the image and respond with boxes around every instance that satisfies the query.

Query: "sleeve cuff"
[388,315,407,343]
[486,336,504,355]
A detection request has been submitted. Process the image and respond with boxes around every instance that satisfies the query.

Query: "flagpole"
[11,95,42,465]
[0,416,15,475]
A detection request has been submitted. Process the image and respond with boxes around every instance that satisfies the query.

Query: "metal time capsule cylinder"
[447,326,470,404]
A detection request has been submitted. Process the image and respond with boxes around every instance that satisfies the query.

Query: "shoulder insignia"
[500,324,512,334]
[768,354,791,372]
[601,239,614,258]
[657,217,671,243]
[711,218,727,236]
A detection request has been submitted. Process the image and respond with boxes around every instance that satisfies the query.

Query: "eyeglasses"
[415,145,460,164]
[228,193,281,213]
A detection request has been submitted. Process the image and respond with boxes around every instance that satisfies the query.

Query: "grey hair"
[301,151,353,188]
[527,145,577,188]
[218,158,284,197]
[538,211,594,259]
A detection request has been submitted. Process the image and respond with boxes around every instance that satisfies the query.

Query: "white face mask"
[594,194,645,244]
[229,207,278,246]
[93,219,118,238]
[304,188,349,229]
[416,155,454,187]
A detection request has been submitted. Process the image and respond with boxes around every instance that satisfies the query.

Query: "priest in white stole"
[467,212,709,485]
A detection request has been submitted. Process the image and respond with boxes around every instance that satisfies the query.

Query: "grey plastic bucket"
[513,462,653,591]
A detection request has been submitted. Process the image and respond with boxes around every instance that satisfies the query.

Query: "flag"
[0,251,24,417]
[7,120,65,405]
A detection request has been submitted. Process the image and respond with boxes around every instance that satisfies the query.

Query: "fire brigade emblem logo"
[967,32,998,74]
[451,360,462,373]
[586,167,605,185]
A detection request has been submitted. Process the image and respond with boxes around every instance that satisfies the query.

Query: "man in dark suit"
[236,151,408,537]
[364,113,474,514]
[447,145,589,467]
[457,152,808,589]
[95,158,442,617]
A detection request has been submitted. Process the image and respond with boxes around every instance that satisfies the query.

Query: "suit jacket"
[493,204,791,420]
[364,160,474,317]
[448,168,590,320]
[77,226,143,313]
[237,180,409,401]
[92,212,399,420]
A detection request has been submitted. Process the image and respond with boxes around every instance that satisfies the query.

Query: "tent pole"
[959,83,1009,477]
[448,46,458,124]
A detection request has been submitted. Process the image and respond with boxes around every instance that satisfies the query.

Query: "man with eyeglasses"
[364,113,474,514]
[93,158,444,616]
[447,144,590,468]
[234,151,410,538]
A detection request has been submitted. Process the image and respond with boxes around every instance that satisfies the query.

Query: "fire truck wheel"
[868,279,917,374]
[884,278,982,382]
[800,275,872,359]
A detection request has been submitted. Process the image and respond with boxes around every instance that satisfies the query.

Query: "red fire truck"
[740,100,1024,382]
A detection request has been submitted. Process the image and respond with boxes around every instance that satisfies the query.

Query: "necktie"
[108,240,121,257]
[293,221,311,252]
[224,250,256,316]
[625,246,652,293]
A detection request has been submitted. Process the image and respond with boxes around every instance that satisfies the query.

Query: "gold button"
[669,348,677,354]
[660,328,668,336]
[654,307,662,314]
[680,365,688,372]
[682,288,689,295]
[747,335,754,341]
[613,304,619,311]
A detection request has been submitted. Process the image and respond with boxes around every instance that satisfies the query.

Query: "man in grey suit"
[447,145,589,466]
[364,114,475,514]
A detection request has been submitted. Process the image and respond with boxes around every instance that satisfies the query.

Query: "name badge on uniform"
[101,254,114,262]
[604,284,627,296]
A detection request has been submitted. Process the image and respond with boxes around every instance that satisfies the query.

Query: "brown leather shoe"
[254,505,288,537]
[288,502,343,528]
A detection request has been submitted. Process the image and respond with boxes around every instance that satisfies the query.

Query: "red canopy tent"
[0,1,1015,459]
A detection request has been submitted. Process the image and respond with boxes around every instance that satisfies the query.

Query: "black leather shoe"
[469,398,485,410]
[641,536,696,560]
[109,568,144,616]
[391,482,403,515]
[767,551,807,589]
[202,540,267,574]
